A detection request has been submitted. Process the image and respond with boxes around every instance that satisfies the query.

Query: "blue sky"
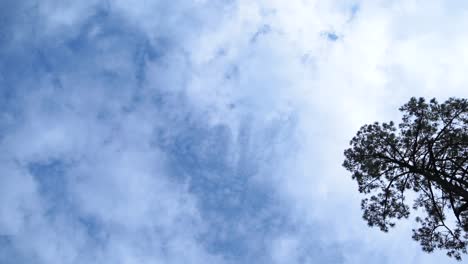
[1,0,468,263]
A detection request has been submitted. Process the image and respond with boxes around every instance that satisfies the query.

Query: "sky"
[1,0,468,263]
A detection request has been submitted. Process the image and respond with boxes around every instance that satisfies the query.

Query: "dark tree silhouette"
[343,97,468,260]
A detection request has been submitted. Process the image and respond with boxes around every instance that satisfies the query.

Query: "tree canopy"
[343,97,468,260]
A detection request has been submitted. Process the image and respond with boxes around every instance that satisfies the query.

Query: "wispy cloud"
[0,0,467,263]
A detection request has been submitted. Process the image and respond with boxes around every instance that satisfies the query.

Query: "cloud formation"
[0,0,467,263]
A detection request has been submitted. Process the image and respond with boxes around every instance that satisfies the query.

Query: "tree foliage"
[343,97,468,260]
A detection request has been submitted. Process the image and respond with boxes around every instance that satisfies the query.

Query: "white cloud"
[1,0,467,263]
